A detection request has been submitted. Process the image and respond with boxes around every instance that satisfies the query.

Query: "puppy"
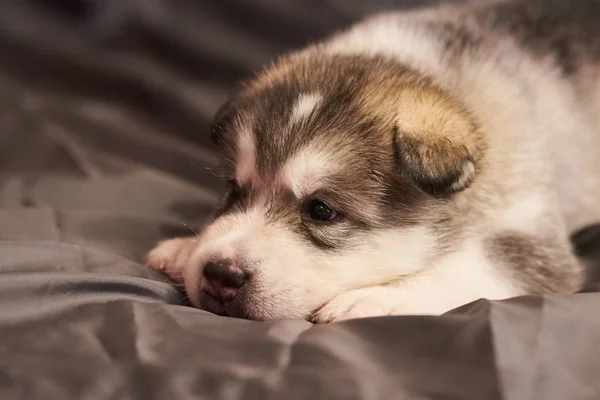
[147,0,600,322]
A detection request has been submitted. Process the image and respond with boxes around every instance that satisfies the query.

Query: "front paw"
[313,287,433,323]
[145,237,199,283]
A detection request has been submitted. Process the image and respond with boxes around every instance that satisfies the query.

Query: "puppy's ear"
[393,87,483,197]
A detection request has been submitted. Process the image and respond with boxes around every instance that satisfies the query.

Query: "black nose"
[202,260,248,302]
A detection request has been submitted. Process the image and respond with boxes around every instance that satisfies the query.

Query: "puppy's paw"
[145,237,199,283]
[313,286,434,323]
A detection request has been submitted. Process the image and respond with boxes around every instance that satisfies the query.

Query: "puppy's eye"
[306,200,338,222]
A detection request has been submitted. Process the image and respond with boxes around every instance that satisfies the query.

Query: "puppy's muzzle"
[202,260,249,302]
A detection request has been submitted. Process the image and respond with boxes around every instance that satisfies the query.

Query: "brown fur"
[486,232,583,293]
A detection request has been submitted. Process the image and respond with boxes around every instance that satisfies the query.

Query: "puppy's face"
[185,54,482,320]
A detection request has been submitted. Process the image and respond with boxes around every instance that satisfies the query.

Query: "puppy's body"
[147,0,600,322]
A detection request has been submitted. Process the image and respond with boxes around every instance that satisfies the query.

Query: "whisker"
[180,222,202,241]
[205,167,229,179]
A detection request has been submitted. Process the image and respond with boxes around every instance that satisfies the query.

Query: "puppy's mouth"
[197,290,244,319]
[196,289,323,322]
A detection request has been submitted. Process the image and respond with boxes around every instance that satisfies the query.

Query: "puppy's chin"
[187,284,314,321]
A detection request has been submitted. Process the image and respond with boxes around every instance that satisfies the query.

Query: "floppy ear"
[393,87,483,198]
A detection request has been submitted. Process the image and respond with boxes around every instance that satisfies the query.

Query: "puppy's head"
[186,54,483,320]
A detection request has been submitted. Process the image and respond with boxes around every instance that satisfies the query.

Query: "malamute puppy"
[147,0,600,322]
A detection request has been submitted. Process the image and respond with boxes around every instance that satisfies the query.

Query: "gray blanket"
[1,0,600,399]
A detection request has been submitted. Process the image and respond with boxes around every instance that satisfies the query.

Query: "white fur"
[323,12,445,80]
[289,92,323,125]
[316,239,522,321]
[492,192,549,235]
[279,145,338,198]
[235,125,256,184]
[325,227,438,287]
[190,207,267,264]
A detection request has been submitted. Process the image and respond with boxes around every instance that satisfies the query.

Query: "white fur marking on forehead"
[280,145,337,198]
[236,125,256,184]
[289,92,323,125]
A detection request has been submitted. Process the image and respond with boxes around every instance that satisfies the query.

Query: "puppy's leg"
[313,276,512,323]
[146,237,199,283]
[314,269,516,323]
[314,235,583,323]
[314,285,451,323]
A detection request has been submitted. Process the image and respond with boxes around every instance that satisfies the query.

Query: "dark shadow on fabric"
[572,224,600,286]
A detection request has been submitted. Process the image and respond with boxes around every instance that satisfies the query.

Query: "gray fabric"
[1,0,600,399]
